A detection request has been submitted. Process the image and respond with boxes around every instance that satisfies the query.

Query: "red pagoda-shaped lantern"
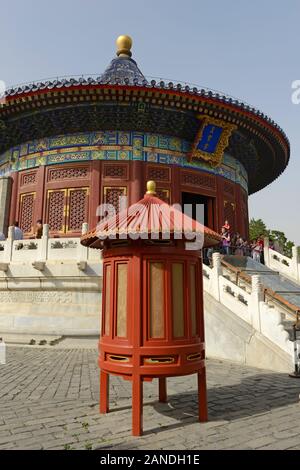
[81,181,221,436]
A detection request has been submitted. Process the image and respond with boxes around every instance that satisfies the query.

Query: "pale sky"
[0,0,299,244]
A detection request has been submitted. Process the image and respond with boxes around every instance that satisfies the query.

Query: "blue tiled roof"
[99,56,147,85]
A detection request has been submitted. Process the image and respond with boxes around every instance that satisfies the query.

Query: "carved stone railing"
[0,223,101,270]
[264,237,300,283]
[204,253,294,357]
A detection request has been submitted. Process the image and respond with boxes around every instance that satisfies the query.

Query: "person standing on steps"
[34,219,43,239]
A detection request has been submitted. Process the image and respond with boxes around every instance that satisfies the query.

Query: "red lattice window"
[224,181,235,196]
[67,188,88,231]
[181,171,216,190]
[21,172,37,186]
[224,200,236,230]
[47,190,66,232]
[19,192,35,234]
[103,164,128,179]
[147,166,170,182]
[156,188,170,203]
[103,187,127,214]
[47,167,88,181]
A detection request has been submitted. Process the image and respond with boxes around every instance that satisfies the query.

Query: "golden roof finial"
[116,35,132,58]
[146,180,156,195]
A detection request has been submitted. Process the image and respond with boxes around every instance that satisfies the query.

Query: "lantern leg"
[158,377,167,403]
[198,368,208,422]
[100,370,109,414]
[132,375,143,436]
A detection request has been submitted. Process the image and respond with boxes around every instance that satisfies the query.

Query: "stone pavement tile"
[246,435,278,449]
[2,347,300,450]
[263,435,300,450]
[0,431,33,445]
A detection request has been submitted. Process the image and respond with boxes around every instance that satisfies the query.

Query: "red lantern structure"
[81,180,221,436]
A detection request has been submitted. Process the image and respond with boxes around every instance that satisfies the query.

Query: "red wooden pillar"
[9,171,19,226]
[100,370,109,414]
[130,161,143,205]
[132,375,143,436]
[35,165,45,223]
[198,368,208,422]
[90,161,101,229]
[172,166,181,205]
[158,377,167,403]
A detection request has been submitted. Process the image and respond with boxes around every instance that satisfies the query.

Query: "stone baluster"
[250,275,264,332]
[77,223,89,270]
[38,224,49,261]
[4,226,14,263]
[209,252,223,301]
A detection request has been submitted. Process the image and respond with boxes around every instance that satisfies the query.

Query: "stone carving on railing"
[204,253,294,356]
[14,241,38,250]
[0,223,101,264]
[50,240,78,249]
[264,237,300,283]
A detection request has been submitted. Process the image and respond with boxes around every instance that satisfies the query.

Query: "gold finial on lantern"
[116,35,133,57]
[146,180,156,195]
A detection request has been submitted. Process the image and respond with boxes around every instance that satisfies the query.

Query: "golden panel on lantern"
[104,265,111,336]
[149,262,165,339]
[172,263,185,338]
[190,264,197,337]
[116,263,128,338]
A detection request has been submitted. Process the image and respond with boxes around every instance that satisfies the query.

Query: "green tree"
[269,230,294,258]
[249,218,269,241]
[250,219,295,258]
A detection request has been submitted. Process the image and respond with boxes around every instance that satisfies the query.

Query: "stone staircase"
[202,253,297,373]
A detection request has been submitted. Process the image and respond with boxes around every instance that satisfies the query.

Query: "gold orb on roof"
[116,35,133,57]
[146,180,156,195]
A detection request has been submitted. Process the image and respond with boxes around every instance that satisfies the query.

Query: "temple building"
[0,35,289,238]
[0,36,297,375]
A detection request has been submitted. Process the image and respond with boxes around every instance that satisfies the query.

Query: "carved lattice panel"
[103,164,128,179]
[147,166,170,182]
[47,190,66,232]
[19,192,35,234]
[21,172,37,186]
[67,188,88,231]
[103,187,127,215]
[47,167,88,181]
[181,171,216,191]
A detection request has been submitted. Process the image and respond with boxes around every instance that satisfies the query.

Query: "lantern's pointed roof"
[99,35,147,85]
[81,181,221,249]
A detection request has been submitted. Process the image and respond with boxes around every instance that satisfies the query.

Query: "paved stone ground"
[1,346,300,450]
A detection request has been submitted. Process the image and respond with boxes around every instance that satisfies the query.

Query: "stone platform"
[1,346,300,450]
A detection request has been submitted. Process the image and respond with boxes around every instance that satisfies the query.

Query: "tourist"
[13,221,23,240]
[34,219,43,239]
[222,219,230,231]
[258,235,265,264]
[243,240,251,257]
[221,227,231,255]
[252,238,262,263]
[235,234,245,256]
[231,232,238,255]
